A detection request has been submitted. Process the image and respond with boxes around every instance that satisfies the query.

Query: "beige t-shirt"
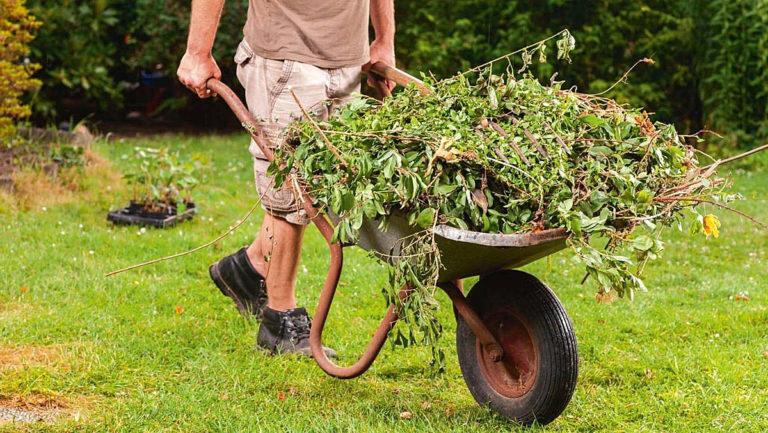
[244,0,370,69]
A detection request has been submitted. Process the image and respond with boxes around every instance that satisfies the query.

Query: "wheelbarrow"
[206,64,578,426]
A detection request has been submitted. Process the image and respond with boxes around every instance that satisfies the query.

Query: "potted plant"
[108,146,204,228]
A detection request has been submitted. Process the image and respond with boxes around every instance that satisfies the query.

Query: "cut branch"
[704,143,768,170]
[289,88,349,169]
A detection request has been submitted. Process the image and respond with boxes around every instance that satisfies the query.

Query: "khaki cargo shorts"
[235,40,362,225]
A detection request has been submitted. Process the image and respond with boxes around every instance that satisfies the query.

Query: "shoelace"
[282,313,311,344]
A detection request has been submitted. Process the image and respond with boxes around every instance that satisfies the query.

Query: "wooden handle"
[367,62,432,95]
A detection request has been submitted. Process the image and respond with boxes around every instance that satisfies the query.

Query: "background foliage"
[0,0,39,140]
[17,0,768,147]
[25,0,246,124]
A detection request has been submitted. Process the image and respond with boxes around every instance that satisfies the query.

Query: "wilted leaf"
[471,189,488,213]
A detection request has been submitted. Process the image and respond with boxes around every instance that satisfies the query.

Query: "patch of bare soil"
[0,394,86,425]
[0,345,64,371]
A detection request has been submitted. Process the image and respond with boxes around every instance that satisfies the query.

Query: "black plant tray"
[107,202,197,228]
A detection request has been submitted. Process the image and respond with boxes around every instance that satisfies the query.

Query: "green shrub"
[27,0,248,119]
[695,0,768,148]
[22,0,768,148]
[125,0,247,76]
[0,0,40,141]
[27,0,127,116]
[396,0,698,128]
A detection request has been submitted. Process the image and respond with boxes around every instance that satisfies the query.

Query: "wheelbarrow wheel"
[456,270,578,426]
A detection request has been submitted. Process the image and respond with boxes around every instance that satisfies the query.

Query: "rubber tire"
[456,270,578,426]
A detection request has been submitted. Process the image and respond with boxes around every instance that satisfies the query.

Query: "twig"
[545,122,570,154]
[592,58,655,97]
[703,143,768,170]
[105,197,264,277]
[489,121,531,165]
[289,88,348,169]
[509,117,549,159]
[319,129,433,144]
[655,196,768,230]
[487,157,540,186]
[446,30,572,81]
[679,129,723,139]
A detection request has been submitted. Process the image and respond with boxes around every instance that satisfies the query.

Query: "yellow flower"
[703,214,721,238]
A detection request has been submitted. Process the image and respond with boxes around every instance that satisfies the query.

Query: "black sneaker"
[257,307,337,359]
[209,248,268,318]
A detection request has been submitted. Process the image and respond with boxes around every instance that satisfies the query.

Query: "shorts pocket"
[253,158,298,213]
[234,40,253,66]
[235,40,255,87]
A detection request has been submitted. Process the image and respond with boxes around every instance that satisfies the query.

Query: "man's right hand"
[177,51,222,99]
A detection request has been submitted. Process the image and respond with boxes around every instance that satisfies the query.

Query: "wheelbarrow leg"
[306,208,411,379]
[439,281,504,363]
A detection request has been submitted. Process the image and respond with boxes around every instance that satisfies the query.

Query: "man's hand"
[177,51,222,98]
[364,39,396,93]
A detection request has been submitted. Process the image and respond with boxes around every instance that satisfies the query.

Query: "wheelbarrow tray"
[348,214,568,282]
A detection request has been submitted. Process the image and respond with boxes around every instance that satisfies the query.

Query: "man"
[177,0,396,358]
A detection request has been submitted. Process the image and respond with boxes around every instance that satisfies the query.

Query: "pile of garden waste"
[270,31,735,367]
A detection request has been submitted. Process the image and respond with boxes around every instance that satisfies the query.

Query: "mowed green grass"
[1,134,767,432]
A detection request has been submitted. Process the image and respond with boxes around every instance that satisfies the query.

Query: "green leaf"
[581,114,606,127]
[415,208,437,228]
[631,235,654,251]
[588,146,612,157]
[434,183,458,195]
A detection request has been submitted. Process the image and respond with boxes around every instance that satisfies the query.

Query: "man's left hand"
[364,39,396,93]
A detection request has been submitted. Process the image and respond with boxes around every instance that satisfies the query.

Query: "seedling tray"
[107,202,196,228]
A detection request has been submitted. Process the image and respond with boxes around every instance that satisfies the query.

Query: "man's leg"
[246,213,305,311]
[212,44,356,356]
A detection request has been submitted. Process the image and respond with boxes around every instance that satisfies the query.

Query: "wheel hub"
[477,310,538,398]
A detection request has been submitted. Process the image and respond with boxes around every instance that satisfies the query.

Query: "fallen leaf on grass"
[399,411,412,420]
[19,286,29,294]
[175,305,185,315]
[762,351,768,360]
[277,391,286,401]
[595,290,618,305]
[733,292,750,302]
[644,368,654,380]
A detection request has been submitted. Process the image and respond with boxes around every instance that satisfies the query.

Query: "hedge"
[23,0,768,147]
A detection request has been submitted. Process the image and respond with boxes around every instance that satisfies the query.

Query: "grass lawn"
[1,134,767,432]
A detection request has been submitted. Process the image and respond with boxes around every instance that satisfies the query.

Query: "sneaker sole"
[254,342,336,359]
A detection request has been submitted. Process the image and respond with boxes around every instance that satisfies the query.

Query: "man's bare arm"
[177,0,225,98]
[366,0,396,91]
